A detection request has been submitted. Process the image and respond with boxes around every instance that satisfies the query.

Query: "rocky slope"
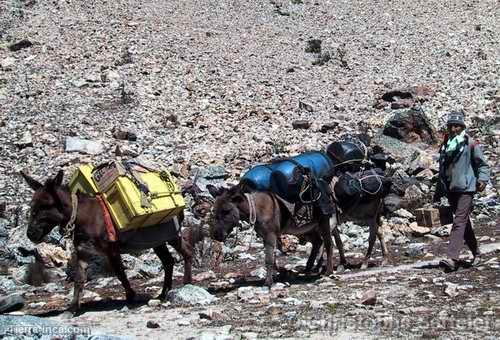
[0,0,499,339]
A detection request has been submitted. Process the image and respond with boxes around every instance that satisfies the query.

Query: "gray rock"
[383,108,437,144]
[0,276,19,293]
[431,224,452,237]
[393,208,414,219]
[407,150,438,175]
[444,282,459,298]
[360,289,377,305]
[405,243,426,257]
[167,284,216,305]
[0,57,16,70]
[305,39,322,53]
[384,193,402,213]
[146,320,160,328]
[15,131,33,149]
[237,286,269,301]
[195,165,229,180]
[340,222,365,238]
[292,120,311,129]
[372,134,421,166]
[249,267,267,280]
[65,137,104,155]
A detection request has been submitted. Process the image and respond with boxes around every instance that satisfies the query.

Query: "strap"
[123,162,152,208]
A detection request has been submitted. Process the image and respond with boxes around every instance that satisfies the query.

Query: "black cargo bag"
[333,168,391,209]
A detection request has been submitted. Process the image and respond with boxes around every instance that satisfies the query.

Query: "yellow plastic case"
[69,164,99,195]
[68,164,185,231]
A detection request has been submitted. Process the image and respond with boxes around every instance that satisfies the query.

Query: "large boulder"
[383,109,437,144]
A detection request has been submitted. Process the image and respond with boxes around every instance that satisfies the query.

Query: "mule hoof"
[65,303,80,317]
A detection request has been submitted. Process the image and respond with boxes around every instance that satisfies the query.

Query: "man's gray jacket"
[438,134,490,193]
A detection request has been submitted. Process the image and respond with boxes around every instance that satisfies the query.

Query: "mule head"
[21,170,66,244]
[207,184,245,242]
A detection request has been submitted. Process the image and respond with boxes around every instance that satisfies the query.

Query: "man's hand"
[477,181,486,192]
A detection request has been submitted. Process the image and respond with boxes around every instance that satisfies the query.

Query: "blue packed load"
[240,163,280,191]
[241,151,335,202]
[270,151,335,201]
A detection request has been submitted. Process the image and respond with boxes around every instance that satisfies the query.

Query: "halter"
[57,192,78,247]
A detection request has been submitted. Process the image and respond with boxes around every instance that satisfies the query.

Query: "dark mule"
[207,184,346,286]
[21,170,192,313]
[314,172,392,270]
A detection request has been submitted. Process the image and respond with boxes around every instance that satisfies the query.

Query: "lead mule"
[21,170,193,314]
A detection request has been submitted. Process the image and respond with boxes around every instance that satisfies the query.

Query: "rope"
[59,192,78,250]
[357,172,384,196]
[298,175,321,204]
[244,193,257,225]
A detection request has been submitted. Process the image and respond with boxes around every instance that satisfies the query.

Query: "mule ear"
[20,171,43,191]
[53,170,64,186]
[207,184,225,198]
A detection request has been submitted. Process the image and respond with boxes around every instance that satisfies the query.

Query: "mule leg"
[377,229,391,266]
[305,232,322,273]
[153,244,175,300]
[68,254,88,314]
[106,250,136,302]
[263,232,277,287]
[331,225,347,272]
[361,221,378,270]
[313,246,324,273]
[168,236,193,284]
[318,216,334,275]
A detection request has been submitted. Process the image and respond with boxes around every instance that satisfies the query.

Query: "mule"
[21,170,192,314]
[207,184,347,286]
[310,171,392,270]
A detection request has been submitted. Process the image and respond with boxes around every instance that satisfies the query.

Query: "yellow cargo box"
[103,167,185,231]
[69,164,99,195]
[68,163,185,231]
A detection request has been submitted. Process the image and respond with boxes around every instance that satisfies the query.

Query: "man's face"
[448,123,464,137]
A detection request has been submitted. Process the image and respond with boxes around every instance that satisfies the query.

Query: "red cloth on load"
[96,194,118,242]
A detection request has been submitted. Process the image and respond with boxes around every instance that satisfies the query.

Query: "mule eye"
[219,209,231,217]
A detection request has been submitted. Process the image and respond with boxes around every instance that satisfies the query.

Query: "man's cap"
[447,111,466,127]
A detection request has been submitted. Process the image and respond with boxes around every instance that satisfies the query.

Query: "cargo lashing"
[122,162,152,209]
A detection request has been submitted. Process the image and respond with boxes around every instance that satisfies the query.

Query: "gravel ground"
[0,1,499,339]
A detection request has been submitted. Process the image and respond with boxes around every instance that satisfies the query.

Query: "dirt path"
[34,241,499,339]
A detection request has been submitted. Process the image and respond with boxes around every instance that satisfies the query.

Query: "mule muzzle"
[26,224,51,244]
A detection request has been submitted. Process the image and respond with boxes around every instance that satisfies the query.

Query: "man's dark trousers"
[447,192,479,260]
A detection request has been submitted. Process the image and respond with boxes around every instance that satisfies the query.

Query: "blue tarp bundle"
[241,151,335,202]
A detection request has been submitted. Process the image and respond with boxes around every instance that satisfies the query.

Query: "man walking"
[437,111,490,271]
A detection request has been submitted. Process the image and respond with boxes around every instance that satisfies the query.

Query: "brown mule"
[208,184,346,287]
[21,170,192,314]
